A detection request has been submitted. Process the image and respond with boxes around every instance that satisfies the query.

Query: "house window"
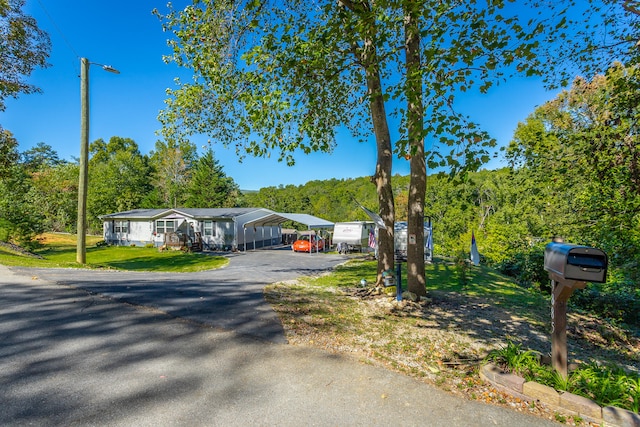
[156,220,175,234]
[114,220,128,233]
[203,220,216,236]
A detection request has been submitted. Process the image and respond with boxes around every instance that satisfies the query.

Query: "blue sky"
[1,0,557,191]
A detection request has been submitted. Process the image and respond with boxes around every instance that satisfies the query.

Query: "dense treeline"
[0,65,638,324]
[244,165,639,325]
[244,65,640,325]
[0,135,244,243]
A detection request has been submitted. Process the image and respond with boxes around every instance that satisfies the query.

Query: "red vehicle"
[292,235,325,252]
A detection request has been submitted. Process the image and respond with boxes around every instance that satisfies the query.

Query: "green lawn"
[309,257,544,313]
[424,259,546,311]
[0,233,228,272]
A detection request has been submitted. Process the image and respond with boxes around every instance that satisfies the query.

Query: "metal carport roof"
[243,212,334,229]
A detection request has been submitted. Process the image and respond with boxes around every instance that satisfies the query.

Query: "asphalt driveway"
[8,249,346,343]
[0,249,559,426]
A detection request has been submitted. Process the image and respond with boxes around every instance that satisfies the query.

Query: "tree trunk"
[362,41,395,284]
[340,0,395,285]
[366,67,395,285]
[404,4,427,297]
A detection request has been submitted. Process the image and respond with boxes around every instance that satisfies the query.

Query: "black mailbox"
[544,242,608,283]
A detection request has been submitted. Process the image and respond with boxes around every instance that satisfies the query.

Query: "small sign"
[409,234,416,245]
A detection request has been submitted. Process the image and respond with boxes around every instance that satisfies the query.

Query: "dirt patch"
[265,281,640,426]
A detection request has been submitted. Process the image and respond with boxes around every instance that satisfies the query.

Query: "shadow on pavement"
[0,276,266,425]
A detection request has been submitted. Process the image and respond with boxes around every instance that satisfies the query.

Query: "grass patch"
[313,257,545,310]
[0,233,228,272]
[426,259,543,307]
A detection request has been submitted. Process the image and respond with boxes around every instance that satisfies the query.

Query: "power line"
[35,0,80,72]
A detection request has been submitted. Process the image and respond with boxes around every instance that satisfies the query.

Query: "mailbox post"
[544,242,607,378]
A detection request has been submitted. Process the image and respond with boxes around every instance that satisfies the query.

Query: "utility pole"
[77,57,89,264]
[76,58,119,264]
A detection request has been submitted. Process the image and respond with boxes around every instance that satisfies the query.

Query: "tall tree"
[156,0,400,283]
[403,1,426,291]
[87,136,153,231]
[155,0,639,294]
[506,63,640,281]
[185,148,240,208]
[0,0,50,111]
[154,1,494,290]
[149,139,197,208]
[394,0,639,292]
[20,142,62,171]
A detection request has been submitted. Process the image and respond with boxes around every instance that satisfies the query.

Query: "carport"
[242,212,334,252]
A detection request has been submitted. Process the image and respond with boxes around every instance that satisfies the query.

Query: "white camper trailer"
[355,203,433,261]
[332,221,375,253]
[393,221,433,261]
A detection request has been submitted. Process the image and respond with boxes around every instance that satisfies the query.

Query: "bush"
[571,280,640,326]
[496,243,548,292]
[570,361,640,412]
[0,219,9,242]
[454,250,471,288]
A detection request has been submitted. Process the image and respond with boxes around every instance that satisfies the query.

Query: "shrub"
[570,361,639,412]
[454,251,470,288]
[496,243,548,292]
[486,342,640,413]
[485,341,548,381]
[571,279,640,326]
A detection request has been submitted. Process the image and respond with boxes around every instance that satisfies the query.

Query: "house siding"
[100,208,284,251]
[196,219,234,250]
[103,219,154,247]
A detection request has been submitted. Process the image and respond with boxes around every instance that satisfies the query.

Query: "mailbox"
[544,242,608,283]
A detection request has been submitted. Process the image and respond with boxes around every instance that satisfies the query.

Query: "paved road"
[8,248,347,343]
[0,250,559,426]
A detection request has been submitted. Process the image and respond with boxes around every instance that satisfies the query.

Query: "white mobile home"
[356,204,434,261]
[100,208,334,251]
[100,208,282,251]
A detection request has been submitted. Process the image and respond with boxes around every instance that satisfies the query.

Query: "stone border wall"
[480,364,640,427]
